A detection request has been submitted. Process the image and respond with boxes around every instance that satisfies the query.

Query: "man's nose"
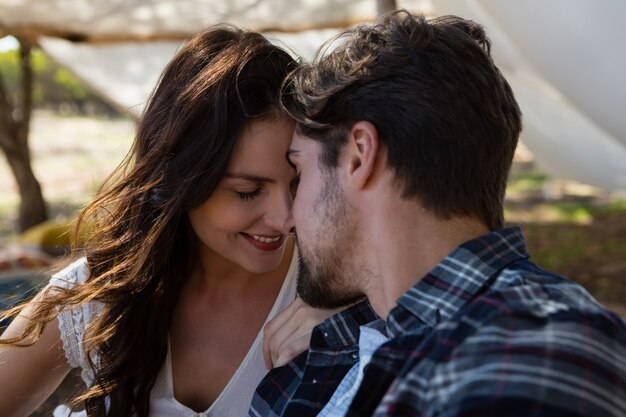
[284,207,295,237]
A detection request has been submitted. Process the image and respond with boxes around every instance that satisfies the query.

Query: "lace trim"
[49,258,96,385]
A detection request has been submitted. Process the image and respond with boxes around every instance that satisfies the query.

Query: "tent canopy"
[0,0,431,40]
[1,0,625,192]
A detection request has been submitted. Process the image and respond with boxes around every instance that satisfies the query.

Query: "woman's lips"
[241,233,285,251]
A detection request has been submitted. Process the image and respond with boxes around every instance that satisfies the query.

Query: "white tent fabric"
[39,38,181,116]
[3,0,626,191]
[38,28,342,117]
[0,0,432,36]
[435,0,626,191]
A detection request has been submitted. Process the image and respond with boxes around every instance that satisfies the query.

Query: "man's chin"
[298,289,366,310]
[296,247,364,309]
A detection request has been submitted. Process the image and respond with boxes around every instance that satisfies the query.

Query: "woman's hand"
[263,298,343,369]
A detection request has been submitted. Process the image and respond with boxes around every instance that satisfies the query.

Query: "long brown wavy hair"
[0,25,297,416]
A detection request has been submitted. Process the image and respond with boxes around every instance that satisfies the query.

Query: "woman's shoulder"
[49,257,90,288]
[48,257,100,379]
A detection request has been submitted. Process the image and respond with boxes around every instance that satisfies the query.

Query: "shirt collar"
[311,299,381,349]
[387,226,529,336]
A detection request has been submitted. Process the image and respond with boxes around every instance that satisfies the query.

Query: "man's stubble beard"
[295,173,366,309]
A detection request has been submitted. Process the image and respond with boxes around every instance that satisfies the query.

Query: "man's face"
[287,131,365,309]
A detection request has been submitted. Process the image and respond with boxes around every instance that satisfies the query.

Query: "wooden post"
[377,0,397,16]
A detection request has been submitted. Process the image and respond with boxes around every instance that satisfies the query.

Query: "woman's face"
[189,116,297,274]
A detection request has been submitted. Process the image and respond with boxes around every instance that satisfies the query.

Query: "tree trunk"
[1,135,48,232]
[0,37,48,232]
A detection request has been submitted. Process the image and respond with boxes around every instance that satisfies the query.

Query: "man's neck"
[362,202,489,319]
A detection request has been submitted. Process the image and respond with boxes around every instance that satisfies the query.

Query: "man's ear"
[344,121,380,190]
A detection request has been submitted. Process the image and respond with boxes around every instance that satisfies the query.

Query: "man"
[250,10,626,417]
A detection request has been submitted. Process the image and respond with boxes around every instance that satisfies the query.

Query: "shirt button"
[198,413,207,417]
[324,332,329,337]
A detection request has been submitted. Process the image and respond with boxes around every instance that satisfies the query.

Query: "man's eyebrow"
[286,148,300,169]
[223,172,275,183]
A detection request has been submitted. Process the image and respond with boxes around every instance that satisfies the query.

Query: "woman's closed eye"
[237,188,263,201]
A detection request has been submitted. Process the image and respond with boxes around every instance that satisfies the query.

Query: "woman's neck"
[190,238,294,297]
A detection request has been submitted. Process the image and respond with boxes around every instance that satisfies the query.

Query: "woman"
[0,25,322,417]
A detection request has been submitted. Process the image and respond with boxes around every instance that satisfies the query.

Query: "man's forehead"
[289,131,318,155]
[290,129,308,144]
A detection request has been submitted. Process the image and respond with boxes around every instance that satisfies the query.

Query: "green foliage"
[507,171,549,194]
[549,203,594,223]
[0,47,118,115]
[604,198,626,213]
[0,49,21,103]
[54,68,89,100]
[527,226,587,270]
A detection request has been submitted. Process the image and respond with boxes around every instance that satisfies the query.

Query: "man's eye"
[290,175,300,197]
[237,188,263,201]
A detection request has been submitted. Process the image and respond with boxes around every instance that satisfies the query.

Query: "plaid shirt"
[348,226,626,416]
[251,227,626,416]
[249,299,380,417]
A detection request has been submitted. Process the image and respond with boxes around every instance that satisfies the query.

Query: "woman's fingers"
[263,299,300,368]
[273,333,311,368]
[263,298,345,368]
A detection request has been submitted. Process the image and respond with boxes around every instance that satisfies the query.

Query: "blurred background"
[0,1,625,413]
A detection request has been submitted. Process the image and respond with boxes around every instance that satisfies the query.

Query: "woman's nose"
[265,188,294,234]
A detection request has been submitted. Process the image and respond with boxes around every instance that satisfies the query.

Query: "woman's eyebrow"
[224,172,275,183]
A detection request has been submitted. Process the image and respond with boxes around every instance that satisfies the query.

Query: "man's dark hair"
[281,10,522,230]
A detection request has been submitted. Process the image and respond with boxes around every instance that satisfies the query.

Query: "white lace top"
[50,250,298,417]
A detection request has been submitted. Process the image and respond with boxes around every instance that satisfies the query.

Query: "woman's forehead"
[227,116,295,170]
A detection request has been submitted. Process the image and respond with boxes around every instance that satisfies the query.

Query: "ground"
[505,158,626,315]
[1,111,625,412]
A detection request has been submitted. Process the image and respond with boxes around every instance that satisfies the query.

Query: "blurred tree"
[0,37,47,232]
